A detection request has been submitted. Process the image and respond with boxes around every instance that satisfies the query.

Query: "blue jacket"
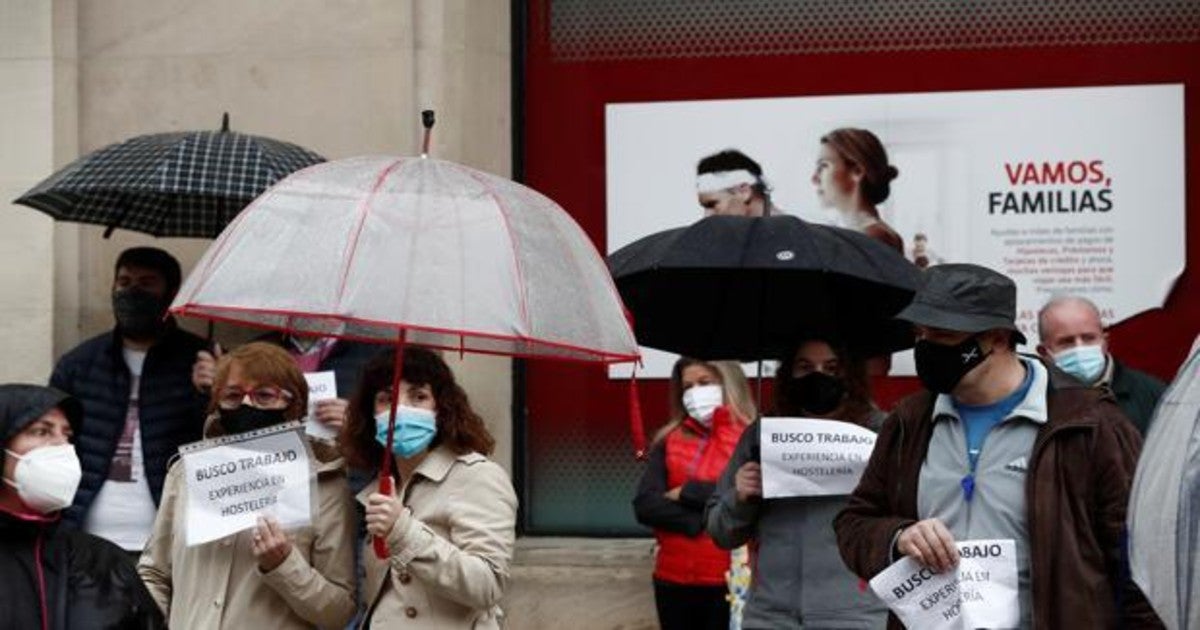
[49,325,208,526]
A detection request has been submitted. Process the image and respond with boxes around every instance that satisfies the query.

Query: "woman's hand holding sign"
[897,518,959,573]
[735,461,762,503]
[366,479,403,539]
[252,515,293,572]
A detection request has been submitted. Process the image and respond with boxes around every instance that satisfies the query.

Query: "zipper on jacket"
[35,526,49,630]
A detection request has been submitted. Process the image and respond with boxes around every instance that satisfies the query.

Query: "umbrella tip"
[221,112,230,132]
[420,110,436,158]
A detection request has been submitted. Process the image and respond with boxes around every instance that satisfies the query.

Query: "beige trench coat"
[138,430,356,630]
[359,446,517,629]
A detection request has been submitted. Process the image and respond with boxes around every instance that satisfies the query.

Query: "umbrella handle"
[372,473,394,559]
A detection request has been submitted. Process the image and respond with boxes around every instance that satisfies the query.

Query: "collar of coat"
[355,445,487,504]
[930,356,1049,426]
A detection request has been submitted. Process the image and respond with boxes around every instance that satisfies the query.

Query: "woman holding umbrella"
[138,342,357,630]
[633,358,756,630]
[341,347,517,629]
[705,338,888,629]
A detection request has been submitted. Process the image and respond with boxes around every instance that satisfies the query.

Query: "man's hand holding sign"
[869,539,1019,629]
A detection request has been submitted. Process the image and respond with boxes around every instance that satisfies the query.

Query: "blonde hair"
[653,358,757,443]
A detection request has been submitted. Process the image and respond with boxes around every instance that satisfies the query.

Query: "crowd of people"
[0,134,1189,629]
[3,247,514,629]
[627,136,1185,630]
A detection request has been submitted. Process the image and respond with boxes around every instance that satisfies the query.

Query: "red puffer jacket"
[654,407,745,586]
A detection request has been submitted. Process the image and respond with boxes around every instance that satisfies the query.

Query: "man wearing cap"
[1036,294,1166,434]
[834,263,1160,629]
[696,149,779,217]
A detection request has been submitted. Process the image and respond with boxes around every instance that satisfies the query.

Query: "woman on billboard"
[811,127,904,254]
[633,359,756,630]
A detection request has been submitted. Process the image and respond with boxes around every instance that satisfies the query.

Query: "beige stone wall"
[0,0,71,383]
[1,0,513,472]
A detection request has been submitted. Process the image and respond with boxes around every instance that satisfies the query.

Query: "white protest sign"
[759,417,876,498]
[303,371,339,440]
[181,422,312,546]
[869,539,1020,630]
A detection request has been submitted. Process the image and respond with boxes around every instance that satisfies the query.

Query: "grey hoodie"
[706,419,888,629]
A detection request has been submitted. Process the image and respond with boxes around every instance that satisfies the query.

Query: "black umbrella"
[609,214,921,361]
[14,113,324,238]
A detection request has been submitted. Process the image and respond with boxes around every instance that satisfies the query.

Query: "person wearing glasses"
[138,342,356,630]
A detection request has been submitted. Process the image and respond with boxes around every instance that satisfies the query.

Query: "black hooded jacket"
[0,384,165,630]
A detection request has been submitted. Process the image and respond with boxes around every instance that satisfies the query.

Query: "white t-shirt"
[83,348,158,551]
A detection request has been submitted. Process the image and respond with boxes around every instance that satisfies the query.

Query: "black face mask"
[914,336,990,394]
[783,372,847,416]
[112,288,167,339]
[218,405,287,435]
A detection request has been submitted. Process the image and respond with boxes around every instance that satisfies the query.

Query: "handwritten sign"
[303,371,338,440]
[759,417,876,498]
[181,422,312,546]
[869,539,1020,630]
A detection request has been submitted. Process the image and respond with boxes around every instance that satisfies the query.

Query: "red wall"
[521,2,1200,528]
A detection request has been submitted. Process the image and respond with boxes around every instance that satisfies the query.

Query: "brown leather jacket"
[834,362,1162,629]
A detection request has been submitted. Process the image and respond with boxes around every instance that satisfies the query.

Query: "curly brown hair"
[340,346,495,471]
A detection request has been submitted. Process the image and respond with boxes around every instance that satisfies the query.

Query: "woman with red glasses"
[138,342,356,630]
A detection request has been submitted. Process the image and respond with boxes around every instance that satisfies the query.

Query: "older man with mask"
[49,247,208,557]
[695,149,779,217]
[1036,295,1167,434]
[834,263,1160,629]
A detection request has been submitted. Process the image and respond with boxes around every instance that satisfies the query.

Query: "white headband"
[696,169,757,194]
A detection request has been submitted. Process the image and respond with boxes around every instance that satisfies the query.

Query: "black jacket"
[0,511,165,630]
[1110,359,1167,435]
[49,325,209,525]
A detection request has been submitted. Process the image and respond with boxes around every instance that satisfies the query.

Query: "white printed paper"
[760,417,876,498]
[303,371,339,440]
[869,539,1020,630]
[181,424,312,546]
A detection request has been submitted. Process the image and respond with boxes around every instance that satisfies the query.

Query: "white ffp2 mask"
[4,444,82,514]
[682,384,723,424]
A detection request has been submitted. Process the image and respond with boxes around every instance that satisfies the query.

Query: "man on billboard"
[696,149,778,217]
[1036,295,1166,434]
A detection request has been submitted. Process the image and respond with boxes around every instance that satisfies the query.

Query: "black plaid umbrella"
[14,114,324,238]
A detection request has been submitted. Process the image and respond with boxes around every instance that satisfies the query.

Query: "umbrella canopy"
[14,114,324,238]
[609,214,920,361]
[1129,347,1200,630]
[170,155,639,364]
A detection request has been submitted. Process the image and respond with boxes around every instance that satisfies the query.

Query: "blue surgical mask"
[1053,344,1107,384]
[374,405,438,458]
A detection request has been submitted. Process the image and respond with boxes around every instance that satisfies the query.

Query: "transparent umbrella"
[170,149,639,556]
